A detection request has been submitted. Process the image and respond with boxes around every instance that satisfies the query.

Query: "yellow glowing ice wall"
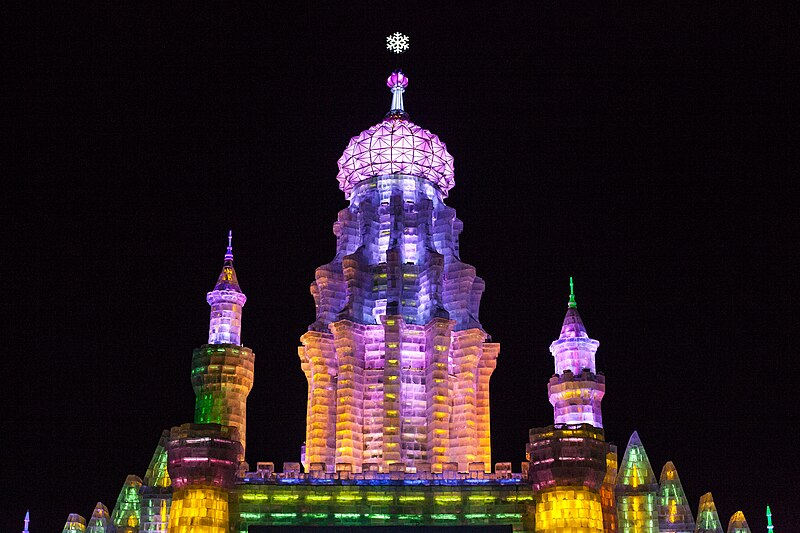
[166,424,242,533]
[616,432,658,533]
[602,448,619,533]
[299,72,499,474]
[193,237,255,458]
[526,425,608,533]
[533,488,604,532]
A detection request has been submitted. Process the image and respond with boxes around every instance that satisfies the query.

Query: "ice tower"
[658,462,695,532]
[695,492,724,533]
[191,232,255,457]
[62,514,86,533]
[85,503,111,533]
[526,282,611,532]
[726,512,751,533]
[299,70,499,474]
[110,475,142,533]
[616,431,659,533]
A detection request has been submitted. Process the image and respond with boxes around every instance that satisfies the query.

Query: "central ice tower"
[299,70,499,474]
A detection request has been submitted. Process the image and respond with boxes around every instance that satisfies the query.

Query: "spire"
[85,503,111,533]
[617,431,657,488]
[386,70,409,119]
[213,231,241,293]
[657,461,695,531]
[207,231,247,345]
[727,511,751,533]
[225,229,233,262]
[62,514,86,533]
[695,492,724,533]
[767,506,774,533]
[559,278,587,338]
[568,276,577,308]
[23,511,29,533]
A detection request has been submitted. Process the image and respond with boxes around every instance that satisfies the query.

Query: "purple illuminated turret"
[546,278,605,427]
[206,230,247,345]
[22,511,29,533]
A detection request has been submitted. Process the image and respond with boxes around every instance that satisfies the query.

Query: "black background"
[6,2,794,532]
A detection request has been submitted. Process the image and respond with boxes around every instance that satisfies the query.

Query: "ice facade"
[54,67,764,533]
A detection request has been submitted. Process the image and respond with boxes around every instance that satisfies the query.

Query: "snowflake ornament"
[386,32,410,54]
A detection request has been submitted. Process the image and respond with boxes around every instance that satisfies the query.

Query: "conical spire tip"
[225,230,234,262]
[568,276,577,308]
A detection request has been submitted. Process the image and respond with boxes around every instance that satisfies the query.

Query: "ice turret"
[110,475,142,533]
[658,461,695,532]
[62,514,86,533]
[726,512,751,533]
[767,506,774,533]
[695,492,724,533]
[616,431,659,533]
[85,503,110,533]
[22,511,29,533]
[193,232,255,457]
[206,231,246,345]
[548,278,605,427]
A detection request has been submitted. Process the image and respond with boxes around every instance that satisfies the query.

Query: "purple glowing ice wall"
[300,71,499,475]
[547,278,605,428]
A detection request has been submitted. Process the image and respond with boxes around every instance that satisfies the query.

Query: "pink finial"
[387,70,409,89]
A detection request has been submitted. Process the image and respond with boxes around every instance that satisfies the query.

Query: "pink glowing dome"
[336,72,455,198]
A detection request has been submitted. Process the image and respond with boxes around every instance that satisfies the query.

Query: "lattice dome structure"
[336,72,455,199]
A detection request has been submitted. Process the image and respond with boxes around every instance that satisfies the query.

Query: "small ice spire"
[386,71,409,119]
[225,230,234,262]
[767,505,773,533]
[23,511,29,533]
[568,276,577,308]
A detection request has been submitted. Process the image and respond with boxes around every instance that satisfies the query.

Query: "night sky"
[8,3,792,532]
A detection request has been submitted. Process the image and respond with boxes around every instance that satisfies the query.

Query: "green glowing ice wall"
[111,475,142,533]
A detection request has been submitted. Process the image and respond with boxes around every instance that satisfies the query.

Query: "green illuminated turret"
[85,503,111,533]
[111,475,142,533]
[695,492,724,533]
[767,506,774,533]
[616,431,659,533]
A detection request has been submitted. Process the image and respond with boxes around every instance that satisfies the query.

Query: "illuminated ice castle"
[57,66,761,533]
